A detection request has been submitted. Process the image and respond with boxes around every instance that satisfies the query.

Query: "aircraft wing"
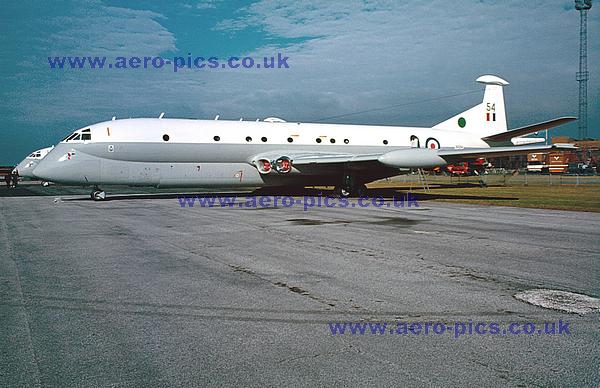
[248,150,389,175]
[249,150,381,166]
[482,117,577,142]
[250,143,577,173]
[286,152,382,165]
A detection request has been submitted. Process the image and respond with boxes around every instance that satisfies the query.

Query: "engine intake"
[256,159,272,174]
[275,156,292,173]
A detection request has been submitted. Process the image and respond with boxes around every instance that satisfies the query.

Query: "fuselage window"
[344,139,349,144]
[246,136,252,142]
[261,137,268,142]
[316,138,322,143]
[330,138,336,144]
[287,137,293,143]
[214,135,220,142]
[163,134,170,141]
[383,139,388,145]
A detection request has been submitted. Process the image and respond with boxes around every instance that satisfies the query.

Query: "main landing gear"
[334,184,367,197]
[334,173,367,197]
[90,185,106,201]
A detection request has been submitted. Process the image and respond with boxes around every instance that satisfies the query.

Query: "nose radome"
[32,159,57,181]
[15,161,36,178]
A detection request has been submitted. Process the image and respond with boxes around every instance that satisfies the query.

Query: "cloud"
[4,1,176,124]
[206,2,583,127]
[195,0,221,10]
[205,0,598,134]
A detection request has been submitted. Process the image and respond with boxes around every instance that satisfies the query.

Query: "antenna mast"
[575,0,592,139]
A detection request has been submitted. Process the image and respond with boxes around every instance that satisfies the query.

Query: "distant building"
[523,136,599,174]
[486,135,599,174]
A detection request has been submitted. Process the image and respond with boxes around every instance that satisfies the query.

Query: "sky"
[1,0,598,165]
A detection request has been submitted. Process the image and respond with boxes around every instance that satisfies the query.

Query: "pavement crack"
[0,202,42,387]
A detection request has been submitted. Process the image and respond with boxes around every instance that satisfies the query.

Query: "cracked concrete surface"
[0,190,598,386]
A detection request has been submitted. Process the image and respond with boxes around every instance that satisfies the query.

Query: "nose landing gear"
[90,185,106,201]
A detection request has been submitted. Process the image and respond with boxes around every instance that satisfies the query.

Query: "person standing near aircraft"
[10,169,19,187]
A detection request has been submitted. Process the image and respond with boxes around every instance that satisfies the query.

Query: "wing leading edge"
[249,143,577,172]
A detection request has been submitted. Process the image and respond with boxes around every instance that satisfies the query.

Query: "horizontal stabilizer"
[482,117,577,142]
[439,143,577,161]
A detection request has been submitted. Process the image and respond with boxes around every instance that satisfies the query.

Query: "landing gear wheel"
[336,187,351,197]
[334,184,367,198]
[90,185,106,201]
[92,191,106,201]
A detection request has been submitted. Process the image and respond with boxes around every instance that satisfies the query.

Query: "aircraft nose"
[32,159,58,182]
[15,161,36,178]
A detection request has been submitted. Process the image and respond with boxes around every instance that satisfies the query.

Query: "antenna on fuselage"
[159,112,165,119]
[214,115,220,120]
[112,116,116,121]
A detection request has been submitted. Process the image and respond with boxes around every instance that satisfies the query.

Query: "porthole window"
[246,136,252,142]
[261,136,267,142]
[383,140,388,145]
[344,139,349,144]
[330,138,336,144]
[213,135,220,142]
[287,137,293,143]
[316,138,322,143]
[163,134,170,141]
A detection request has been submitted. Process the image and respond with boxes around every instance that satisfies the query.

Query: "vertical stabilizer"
[433,75,509,138]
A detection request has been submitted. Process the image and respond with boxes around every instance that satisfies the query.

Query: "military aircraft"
[32,75,576,200]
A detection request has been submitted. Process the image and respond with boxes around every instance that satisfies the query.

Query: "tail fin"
[433,75,509,138]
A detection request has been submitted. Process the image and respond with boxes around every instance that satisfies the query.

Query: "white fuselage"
[75,118,490,159]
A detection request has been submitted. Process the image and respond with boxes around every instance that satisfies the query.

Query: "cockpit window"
[63,129,92,142]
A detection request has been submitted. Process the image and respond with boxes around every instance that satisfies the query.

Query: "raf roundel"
[426,138,440,149]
